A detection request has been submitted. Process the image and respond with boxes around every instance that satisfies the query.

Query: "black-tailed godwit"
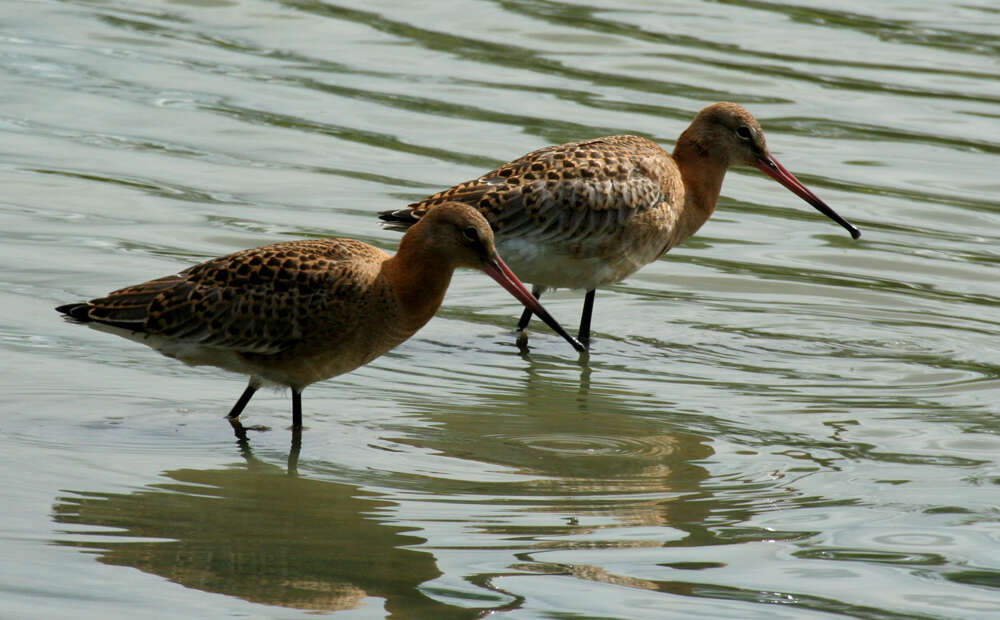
[380,102,860,346]
[57,202,584,429]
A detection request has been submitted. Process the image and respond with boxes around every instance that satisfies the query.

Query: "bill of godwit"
[57,202,585,429]
[380,102,861,347]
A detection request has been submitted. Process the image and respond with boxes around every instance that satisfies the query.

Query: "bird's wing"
[78,239,386,355]
[381,136,672,246]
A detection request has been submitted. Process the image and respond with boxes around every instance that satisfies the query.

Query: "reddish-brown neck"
[672,128,729,216]
[670,130,730,242]
[382,235,455,332]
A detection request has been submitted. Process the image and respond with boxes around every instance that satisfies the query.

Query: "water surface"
[2,0,999,618]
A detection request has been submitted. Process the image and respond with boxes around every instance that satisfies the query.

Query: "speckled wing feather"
[70,239,385,355]
[382,136,671,246]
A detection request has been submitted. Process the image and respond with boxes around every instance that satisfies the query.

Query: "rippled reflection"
[52,446,452,615]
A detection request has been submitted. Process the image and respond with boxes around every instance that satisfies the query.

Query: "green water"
[2,0,999,618]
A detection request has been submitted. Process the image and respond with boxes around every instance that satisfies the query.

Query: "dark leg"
[287,427,302,476]
[228,417,249,441]
[226,380,259,420]
[515,306,533,331]
[578,289,596,347]
[291,388,303,429]
[516,285,546,331]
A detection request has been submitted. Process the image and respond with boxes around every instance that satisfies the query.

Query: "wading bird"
[58,202,584,429]
[380,102,860,347]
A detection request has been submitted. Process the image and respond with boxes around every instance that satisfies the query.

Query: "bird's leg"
[288,427,302,476]
[577,289,596,347]
[291,388,303,429]
[516,285,546,351]
[515,285,547,331]
[515,306,533,331]
[229,417,249,442]
[226,379,260,420]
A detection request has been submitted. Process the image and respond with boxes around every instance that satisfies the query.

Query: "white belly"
[497,236,665,291]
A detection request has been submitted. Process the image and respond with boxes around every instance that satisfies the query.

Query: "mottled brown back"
[383,135,676,248]
[64,239,388,355]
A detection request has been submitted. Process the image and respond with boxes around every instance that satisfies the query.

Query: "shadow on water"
[49,433,474,617]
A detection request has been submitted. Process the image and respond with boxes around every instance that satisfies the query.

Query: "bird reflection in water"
[51,439,474,616]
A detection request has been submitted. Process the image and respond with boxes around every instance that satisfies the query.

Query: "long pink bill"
[481,253,587,353]
[756,154,861,240]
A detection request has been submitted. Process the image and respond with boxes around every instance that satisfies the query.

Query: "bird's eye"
[462,226,480,244]
[736,126,753,140]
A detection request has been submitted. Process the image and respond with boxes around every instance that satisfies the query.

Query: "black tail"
[377,207,420,232]
[56,302,94,323]
[57,301,151,332]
